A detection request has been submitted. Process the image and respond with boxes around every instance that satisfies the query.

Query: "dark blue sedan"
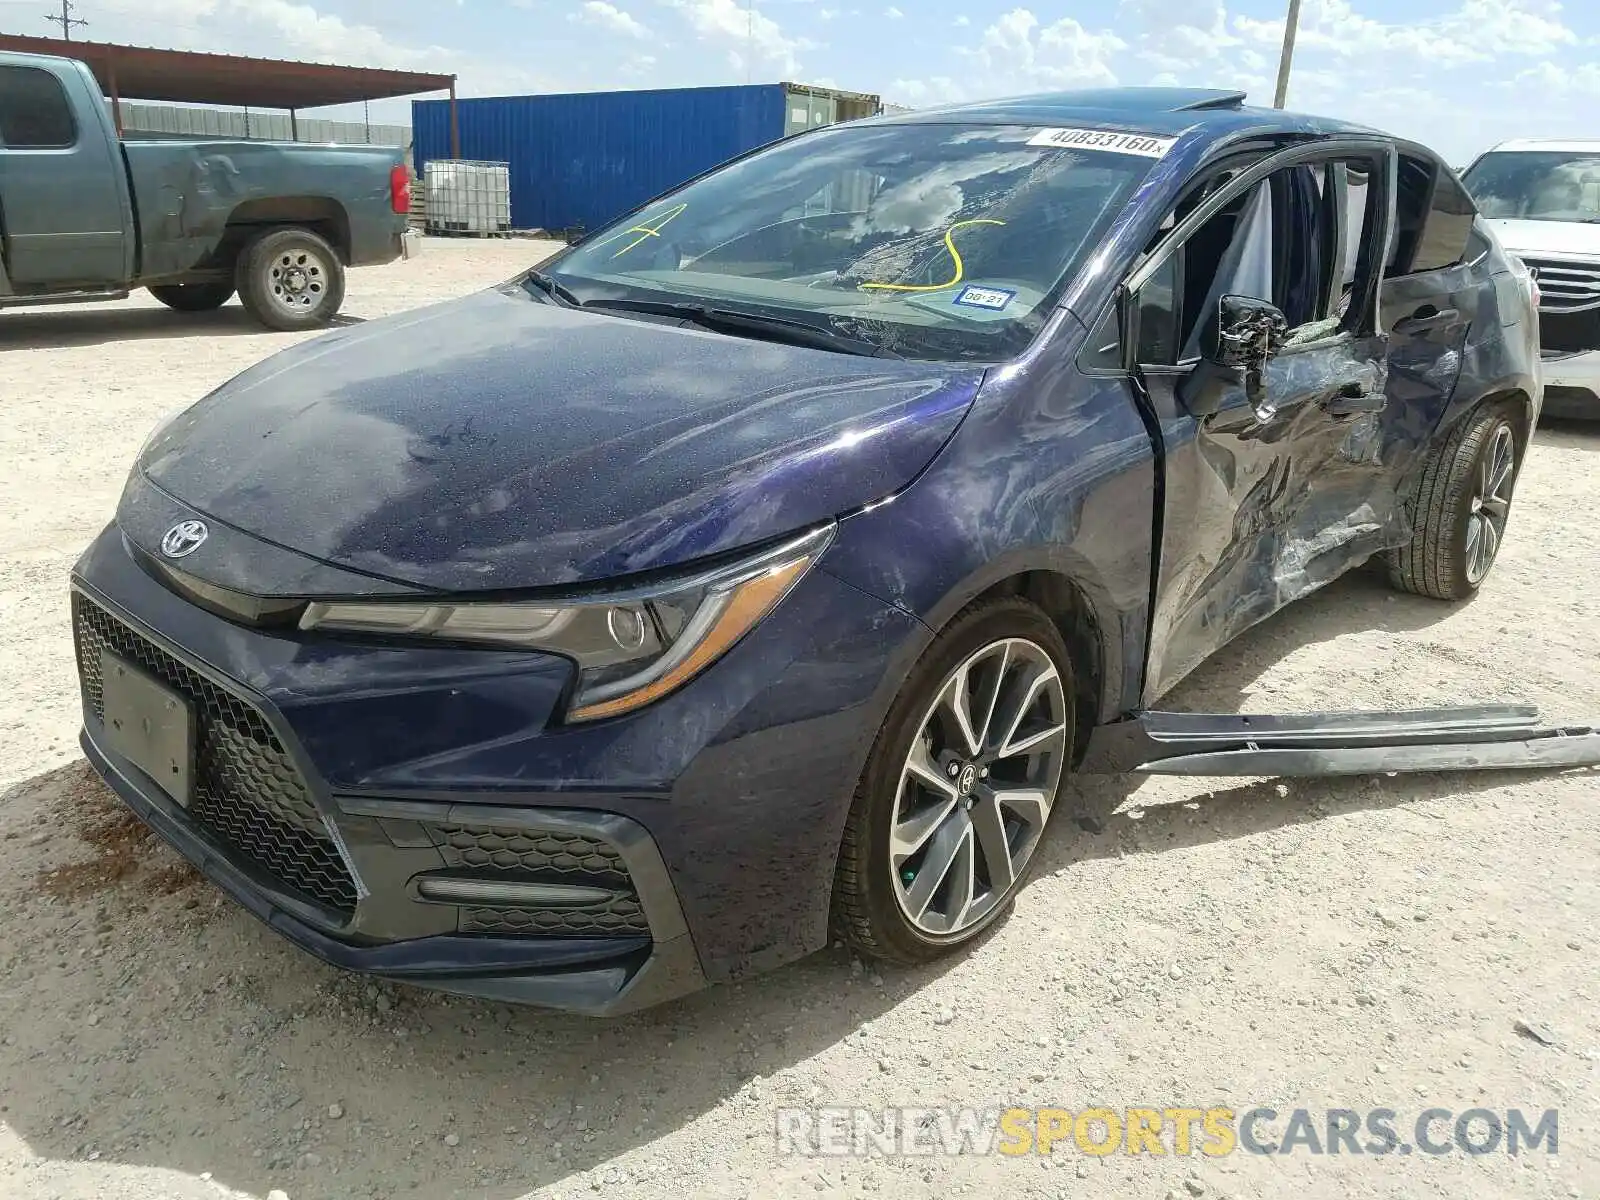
[75,88,1584,1014]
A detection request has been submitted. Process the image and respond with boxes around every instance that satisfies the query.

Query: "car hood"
[137,286,983,593]
[1484,217,1600,258]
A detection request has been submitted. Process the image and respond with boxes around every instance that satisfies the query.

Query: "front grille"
[1538,306,1600,355]
[425,823,649,937]
[1524,257,1600,314]
[1543,385,1598,415]
[72,593,358,917]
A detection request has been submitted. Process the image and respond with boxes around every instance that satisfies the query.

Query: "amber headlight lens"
[298,525,834,722]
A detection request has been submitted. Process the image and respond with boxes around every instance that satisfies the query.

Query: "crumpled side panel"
[1145,335,1406,700]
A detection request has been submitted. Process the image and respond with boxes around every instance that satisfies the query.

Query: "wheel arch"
[901,554,1120,767]
[960,571,1104,765]
[1401,379,1537,507]
[217,196,352,268]
[1440,378,1536,451]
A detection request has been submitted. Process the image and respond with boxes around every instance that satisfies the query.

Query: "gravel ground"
[0,240,1595,1200]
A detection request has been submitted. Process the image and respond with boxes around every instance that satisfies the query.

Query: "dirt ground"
[0,240,1595,1200]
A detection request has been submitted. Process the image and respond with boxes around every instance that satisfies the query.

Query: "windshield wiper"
[579,297,900,358]
[524,270,583,307]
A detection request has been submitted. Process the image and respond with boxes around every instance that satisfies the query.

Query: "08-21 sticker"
[953,285,1016,311]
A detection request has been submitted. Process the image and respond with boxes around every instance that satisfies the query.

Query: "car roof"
[1482,138,1600,154]
[874,87,1383,140]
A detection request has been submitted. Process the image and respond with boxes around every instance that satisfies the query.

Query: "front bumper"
[70,520,923,1010]
[75,580,704,1015]
[1539,348,1600,418]
[84,725,703,1012]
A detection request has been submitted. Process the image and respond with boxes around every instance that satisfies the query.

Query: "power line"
[43,0,87,40]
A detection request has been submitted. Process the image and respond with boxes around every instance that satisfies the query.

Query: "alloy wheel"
[1465,424,1515,585]
[889,637,1067,937]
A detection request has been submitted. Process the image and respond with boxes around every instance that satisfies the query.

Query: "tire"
[148,282,235,312]
[236,227,345,331]
[1385,403,1521,600]
[832,597,1074,965]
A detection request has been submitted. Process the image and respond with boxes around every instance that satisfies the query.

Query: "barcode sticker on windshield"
[1027,127,1179,158]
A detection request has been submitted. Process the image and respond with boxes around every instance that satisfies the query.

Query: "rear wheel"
[148,282,234,312]
[1386,403,1520,600]
[236,227,345,331]
[833,598,1073,964]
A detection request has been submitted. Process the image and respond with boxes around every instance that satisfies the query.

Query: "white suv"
[1463,138,1600,419]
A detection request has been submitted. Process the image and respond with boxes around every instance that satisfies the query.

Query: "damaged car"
[71,88,1596,1016]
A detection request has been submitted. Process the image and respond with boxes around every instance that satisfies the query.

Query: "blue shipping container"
[413,84,792,233]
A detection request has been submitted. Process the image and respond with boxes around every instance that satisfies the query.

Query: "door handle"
[1323,381,1386,418]
[1393,306,1460,336]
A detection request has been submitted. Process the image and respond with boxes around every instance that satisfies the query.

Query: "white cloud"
[953,14,970,26]
[571,0,650,39]
[887,76,960,107]
[1120,0,1239,70]
[885,5,904,17]
[619,51,660,78]
[1512,59,1600,94]
[974,8,1126,90]
[1235,0,1574,67]
[83,0,442,67]
[665,0,812,76]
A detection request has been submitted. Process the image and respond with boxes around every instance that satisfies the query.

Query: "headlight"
[298,525,834,722]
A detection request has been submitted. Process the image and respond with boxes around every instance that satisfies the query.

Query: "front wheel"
[236,227,345,331]
[833,598,1073,964]
[148,282,234,312]
[1386,404,1521,600]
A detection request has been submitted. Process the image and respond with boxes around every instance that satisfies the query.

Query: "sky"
[2,0,1597,162]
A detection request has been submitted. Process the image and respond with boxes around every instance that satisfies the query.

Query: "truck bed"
[121,139,405,283]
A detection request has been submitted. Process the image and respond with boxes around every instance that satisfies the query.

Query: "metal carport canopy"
[0,34,460,151]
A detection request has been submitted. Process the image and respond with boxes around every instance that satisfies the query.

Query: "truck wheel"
[1385,403,1520,600]
[148,282,235,312]
[832,598,1073,964]
[236,228,345,331]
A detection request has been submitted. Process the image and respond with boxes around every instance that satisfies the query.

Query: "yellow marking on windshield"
[588,203,689,258]
[859,218,1007,293]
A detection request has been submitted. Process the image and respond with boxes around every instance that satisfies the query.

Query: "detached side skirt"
[1079,707,1600,777]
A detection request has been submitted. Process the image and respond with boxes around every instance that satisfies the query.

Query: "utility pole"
[44,0,88,40]
[1272,0,1302,109]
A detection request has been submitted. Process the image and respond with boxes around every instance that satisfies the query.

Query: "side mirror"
[1204,294,1289,370]
[1182,295,1289,419]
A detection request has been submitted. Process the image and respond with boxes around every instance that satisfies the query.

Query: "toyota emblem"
[160,520,208,558]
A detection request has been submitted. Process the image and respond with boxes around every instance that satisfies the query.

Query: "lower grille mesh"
[459,897,647,936]
[72,593,358,917]
[425,823,649,937]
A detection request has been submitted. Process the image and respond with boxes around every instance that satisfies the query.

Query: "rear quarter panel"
[1387,237,1542,503]
[122,141,404,280]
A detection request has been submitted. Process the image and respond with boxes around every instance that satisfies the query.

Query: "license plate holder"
[101,650,194,807]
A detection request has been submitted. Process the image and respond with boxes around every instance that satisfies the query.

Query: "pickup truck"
[0,51,414,330]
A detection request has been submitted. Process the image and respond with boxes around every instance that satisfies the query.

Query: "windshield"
[1463,150,1600,223]
[540,121,1159,361]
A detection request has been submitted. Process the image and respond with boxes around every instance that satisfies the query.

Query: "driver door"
[1122,141,1399,701]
